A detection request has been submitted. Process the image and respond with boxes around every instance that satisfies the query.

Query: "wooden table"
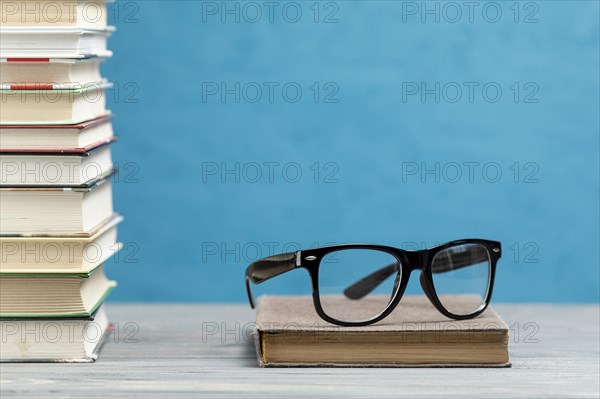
[1,304,598,398]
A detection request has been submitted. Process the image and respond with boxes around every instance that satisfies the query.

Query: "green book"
[0,264,115,318]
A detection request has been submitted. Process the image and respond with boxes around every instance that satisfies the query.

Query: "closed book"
[0,57,106,88]
[0,114,114,152]
[0,264,115,317]
[0,142,115,187]
[0,83,110,125]
[0,0,108,29]
[0,214,122,273]
[254,295,510,367]
[0,305,110,363]
[0,178,114,235]
[0,27,113,58]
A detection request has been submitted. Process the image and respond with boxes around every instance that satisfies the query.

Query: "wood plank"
[1,304,598,398]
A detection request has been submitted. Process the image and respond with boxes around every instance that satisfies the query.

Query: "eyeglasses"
[245,239,501,326]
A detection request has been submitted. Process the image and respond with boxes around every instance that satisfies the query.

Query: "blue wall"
[103,1,599,303]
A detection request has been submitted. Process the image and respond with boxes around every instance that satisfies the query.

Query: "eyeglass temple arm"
[343,248,490,300]
[342,263,399,300]
[245,251,297,309]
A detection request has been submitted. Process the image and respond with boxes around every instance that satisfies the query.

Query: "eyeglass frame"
[245,239,501,327]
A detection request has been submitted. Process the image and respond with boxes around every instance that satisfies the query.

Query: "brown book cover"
[254,295,510,368]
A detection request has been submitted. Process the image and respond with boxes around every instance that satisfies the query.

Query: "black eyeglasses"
[245,239,501,326]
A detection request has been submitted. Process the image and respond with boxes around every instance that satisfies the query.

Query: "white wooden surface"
[1,303,598,398]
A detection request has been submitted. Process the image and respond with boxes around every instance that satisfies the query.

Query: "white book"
[0,179,114,235]
[0,57,105,86]
[0,114,114,151]
[0,144,114,186]
[0,83,110,124]
[0,0,108,29]
[0,27,113,58]
[0,214,122,273]
[0,306,110,363]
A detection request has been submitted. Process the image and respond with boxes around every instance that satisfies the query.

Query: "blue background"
[103,1,599,303]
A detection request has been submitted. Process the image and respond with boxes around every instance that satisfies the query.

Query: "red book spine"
[6,58,50,62]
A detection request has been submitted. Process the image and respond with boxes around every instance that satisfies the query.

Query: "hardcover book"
[0,27,113,58]
[254,295,510,367]
[0,178,114,235]
[0,114,115,152]
[0,142,114,187]
[0,214,122,273]
[0,0,108,29]
[0,143,114,188]
[0,264,115,317]
[0,305,110,362]
[0,83,110,124]
[0,57,106,86]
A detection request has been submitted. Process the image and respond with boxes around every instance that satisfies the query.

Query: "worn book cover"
[254,295,510,367]
[0,306,111,363]
[0,214,122,273]
[0,265,116,318]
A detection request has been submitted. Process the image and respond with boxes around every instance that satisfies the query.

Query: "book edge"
[261,361,512,368]
[0,322,112,363]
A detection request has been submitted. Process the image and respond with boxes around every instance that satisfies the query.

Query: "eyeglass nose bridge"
[403,250,428,272]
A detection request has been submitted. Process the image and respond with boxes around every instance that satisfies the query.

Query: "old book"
[254,295,510,367]
[0,27,113,58]
[0,83,110,125]
[0,264,115,317]
[0,57,106,87]
[0,214,122,273]
[0,178,114,235]
[0,114,114,152]
[0,0,108,29]
[0,142,114,187]
[0,306,110,363]
[0,57,105,88]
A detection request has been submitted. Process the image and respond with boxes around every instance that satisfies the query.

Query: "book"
[254,295,510,367]
[0,264,116,317]
[0,179,114,235]
[0,305,110,362]
[0,83,110,124]
[0,142,114,186]
[0,57,106,87]
[0,57,106,86]
[0,0,108,30]
[0,115,114,151]
[0,27,113,58]
[0,214,122,273]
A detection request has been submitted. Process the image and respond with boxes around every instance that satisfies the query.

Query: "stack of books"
[0,0,121,362]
